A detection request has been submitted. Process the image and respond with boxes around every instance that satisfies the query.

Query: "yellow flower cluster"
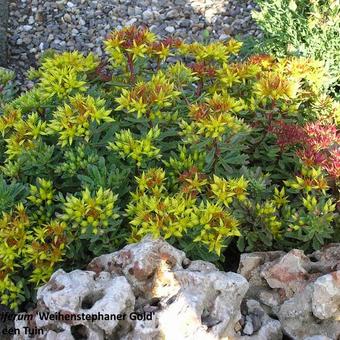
[211,175,248,206]
[216,62,260,88]
[27,178,55,223]
[284,166,329,193]
[179,39,242,63]
[115,72,180,120]
[210,55,327,114]
[1,111,47,159]
[253,71,300,102]
[23,219,67,284]
[180,92,247,141]
[47,94,113,146]
[127,168,247,255]
[28,178,54,206]
[273,187,289,207]
[0,107,22,135]
[59,187,119,235]
[289,195,336,232]
[104,26,156,66]
[55,145,99,176]
[108,127,161,167]
[256,200,282,238]
[0,277,24,311]
[31,51,99,99]
[192,201,240,255]
[165,62,198,88]
[163,146,206,182]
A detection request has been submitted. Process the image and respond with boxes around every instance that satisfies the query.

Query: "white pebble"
[165,26,175,34]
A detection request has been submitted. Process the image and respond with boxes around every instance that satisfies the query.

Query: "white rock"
[14,270,135,339]
[278,284,340,339]
[126,18,138,26]
[142,9,154,21]
[219,34,229,40]
[312,271,340,320]
[238,299,282,340]
[22,25,33,31]
[25,237,249,339]
[165,26,175,34]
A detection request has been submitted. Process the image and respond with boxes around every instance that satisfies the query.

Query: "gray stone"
[312,271,340,320]
[278,284,340,339]
[63,13,72,23]
[142,9,154,21]
[239,300,282,340]
[6,0,263,87]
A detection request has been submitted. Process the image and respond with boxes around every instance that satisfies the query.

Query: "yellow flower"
[273,187,289,207]
[217,63,241,87]
[115,72,180,119]
[179,40,241,63]
[3,112,46,159]
[48,94,113,146]
[227,176,249,201]
[210,175,233,206]
[108,127,161,166]
[59,187,119,234]
[194,201,240,255]
[256,201,282,238]
[254,71,300,101]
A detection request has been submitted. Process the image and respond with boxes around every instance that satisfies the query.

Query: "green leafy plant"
[0,26,338,309]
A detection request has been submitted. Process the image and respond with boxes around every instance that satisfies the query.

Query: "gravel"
[8,0,262,83]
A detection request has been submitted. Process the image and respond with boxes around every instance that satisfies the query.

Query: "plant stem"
[195,78,204,97]
[126,54,135,85]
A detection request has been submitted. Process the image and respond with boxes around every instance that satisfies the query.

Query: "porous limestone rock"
[15,236,249,340]
[238,251,284,308]
[89,236,249,339]
[14,270,135,340]
[309,243,340,273]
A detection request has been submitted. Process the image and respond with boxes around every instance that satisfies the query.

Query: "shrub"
[0,26,339,309]
[251,0,340,94]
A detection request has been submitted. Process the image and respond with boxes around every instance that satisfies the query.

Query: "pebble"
[142,9,154,21]
[63,13,72,23]
[165,26,175,33]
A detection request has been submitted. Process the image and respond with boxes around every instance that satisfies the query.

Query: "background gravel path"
[8,0,261,82]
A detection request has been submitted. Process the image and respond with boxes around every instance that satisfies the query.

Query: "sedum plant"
[0,26,339,309]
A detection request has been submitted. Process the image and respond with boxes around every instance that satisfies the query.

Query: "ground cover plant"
[251,0,340,95]
[0,26,339,310]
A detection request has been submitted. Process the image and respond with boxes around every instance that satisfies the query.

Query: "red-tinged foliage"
[271,120,340,179]
[189,62,216,78]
